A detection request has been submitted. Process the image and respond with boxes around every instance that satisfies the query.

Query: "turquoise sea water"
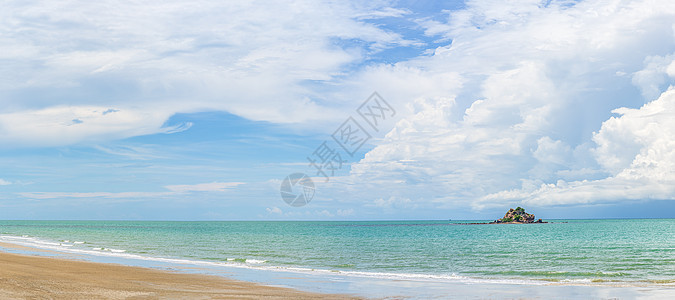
[0,219,674,286]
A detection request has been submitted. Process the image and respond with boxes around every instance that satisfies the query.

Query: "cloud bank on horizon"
[1,0,674,218]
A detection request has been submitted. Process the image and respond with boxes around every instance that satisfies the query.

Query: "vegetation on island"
[490,207,546,224]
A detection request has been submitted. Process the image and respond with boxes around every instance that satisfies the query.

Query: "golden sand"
[0,251,360,299]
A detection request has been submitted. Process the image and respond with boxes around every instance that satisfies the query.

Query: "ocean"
[1,219,674,296]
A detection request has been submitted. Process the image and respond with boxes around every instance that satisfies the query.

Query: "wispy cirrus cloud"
[18,182,244,200]
[0,106,185,147]
[0,0,416,147]
[18,191,174,200]
[164,182,245,193]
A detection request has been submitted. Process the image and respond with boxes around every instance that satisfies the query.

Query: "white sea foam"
[225,258,267,263]
[34,240,61,246]
[246,259,267,264]
[561,278,593,284]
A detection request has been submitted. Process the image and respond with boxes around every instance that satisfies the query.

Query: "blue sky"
[1,0,675,220]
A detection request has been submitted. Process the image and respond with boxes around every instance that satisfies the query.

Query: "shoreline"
[0,249,359,299]
[2,249,673,300]
[1,242,674,300]
[2,221,675,299]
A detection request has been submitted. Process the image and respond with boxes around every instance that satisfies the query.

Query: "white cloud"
[344,0,675,210]
[18,191,173,200]
[0,179,11,186]
[0,106,180,147]
[4,0,675,213]
[0,0,416,147]
[533,137,572,166]
[266,207,283,215]
[316,210,334,217]
[92,145,167,160]
[164,182,244,193]
[477,86,675,208]
[596,88,675,182]
[337,208,354,216]
[632,54,675,100]
[372,196,416,209]
[18,181,245,199]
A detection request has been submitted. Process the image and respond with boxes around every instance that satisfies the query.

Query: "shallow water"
[0,219,673,287]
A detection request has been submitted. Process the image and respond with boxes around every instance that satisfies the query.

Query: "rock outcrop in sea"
[491,207,545,224]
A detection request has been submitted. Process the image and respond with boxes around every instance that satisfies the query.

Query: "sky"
[1,0,675,220]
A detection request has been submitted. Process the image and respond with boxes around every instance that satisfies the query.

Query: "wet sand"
[0,251,360,299]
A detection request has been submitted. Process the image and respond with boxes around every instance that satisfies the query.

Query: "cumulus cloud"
[632,54,675,100]
[595,88,675,182]
[479,87,675,208]
[337,208,354,216]
[345,0,675,210]
[266,206,283,215]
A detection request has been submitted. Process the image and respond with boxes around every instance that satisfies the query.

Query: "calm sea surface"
[1,219,673,285]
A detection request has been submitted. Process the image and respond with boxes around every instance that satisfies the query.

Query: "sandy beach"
[0,250,359,299]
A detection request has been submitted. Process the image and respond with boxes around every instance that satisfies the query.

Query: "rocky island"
[490,207,546,224]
